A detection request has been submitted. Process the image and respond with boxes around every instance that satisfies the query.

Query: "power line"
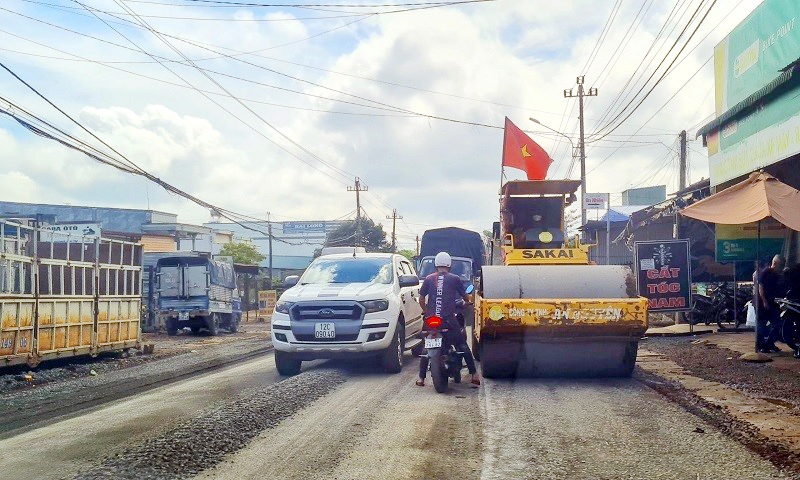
[590,0,717,140]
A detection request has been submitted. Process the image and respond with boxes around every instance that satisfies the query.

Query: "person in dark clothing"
[758,255,784,353]
[416,251,480,387]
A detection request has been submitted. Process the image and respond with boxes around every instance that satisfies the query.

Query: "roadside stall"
[681,172,800,354]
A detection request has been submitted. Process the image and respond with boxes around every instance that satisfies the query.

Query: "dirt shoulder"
[638,335,800,476]
[0,324,272,437]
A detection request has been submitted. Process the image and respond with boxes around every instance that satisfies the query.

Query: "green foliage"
[325,218,390,253]
[219,242,265,265]
[397,249,416,261]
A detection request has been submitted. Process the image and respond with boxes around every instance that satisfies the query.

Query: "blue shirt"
[419,271,466,321]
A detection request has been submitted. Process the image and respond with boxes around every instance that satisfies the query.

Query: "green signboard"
[714,0,800,115]
[708,0,800,186]
[715,220,787,262]
[707,85,800,186]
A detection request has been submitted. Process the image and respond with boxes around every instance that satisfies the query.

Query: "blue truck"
[155,256,242,335]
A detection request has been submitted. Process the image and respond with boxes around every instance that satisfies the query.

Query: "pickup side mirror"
[283,275,300,288]
[398,274,419,288]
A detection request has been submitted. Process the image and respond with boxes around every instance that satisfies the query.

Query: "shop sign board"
[258,290,277,319]
[714,0,800,114]
[634,240,692,312]
[715,219,787,262]
[707,87,800,186]
[41,223,101,242]
[583,193,609,210]
[707,0,800,186]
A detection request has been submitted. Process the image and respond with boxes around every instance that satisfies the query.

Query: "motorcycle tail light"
[426,316,442,329]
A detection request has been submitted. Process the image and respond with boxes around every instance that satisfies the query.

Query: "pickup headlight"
[274,301,294,314]
[361,299,389,313]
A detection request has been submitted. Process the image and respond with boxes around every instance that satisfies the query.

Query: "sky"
[0,0,765,250]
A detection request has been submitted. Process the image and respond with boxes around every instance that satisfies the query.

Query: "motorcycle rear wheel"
[431,357,448,393]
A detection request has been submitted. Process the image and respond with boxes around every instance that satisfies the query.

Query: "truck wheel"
[381,324,404,374]
[229,314,239,333]
[207,314,220,336]
[275,351,301,376]
[166,318,179,336]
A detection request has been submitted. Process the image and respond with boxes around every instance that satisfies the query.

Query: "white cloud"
[0,0,768,249]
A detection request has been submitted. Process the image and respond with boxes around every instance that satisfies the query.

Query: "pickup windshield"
[300,257,393,285]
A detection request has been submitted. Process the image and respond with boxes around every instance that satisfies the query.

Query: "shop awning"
[680,172,800,230]
[696,63,798,139]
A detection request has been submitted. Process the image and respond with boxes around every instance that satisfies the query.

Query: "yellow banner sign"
[258,290,277,319]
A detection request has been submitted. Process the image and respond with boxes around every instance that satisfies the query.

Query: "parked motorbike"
[712,282,750,329]
[689,293,714,326]
[775,295,800,359]
[421,285,473,394]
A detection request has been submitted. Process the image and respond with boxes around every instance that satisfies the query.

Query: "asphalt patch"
[74,369,347,480]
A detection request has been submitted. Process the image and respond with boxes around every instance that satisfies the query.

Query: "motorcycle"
[711,282,750,329]
[421,284,473,394]
[775,295,800,359]
[689,293,714,326]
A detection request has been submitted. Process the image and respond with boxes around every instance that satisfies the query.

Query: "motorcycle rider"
[758,255,784,353]
[416,251,480,387]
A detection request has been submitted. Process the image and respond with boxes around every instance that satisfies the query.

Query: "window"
[300,257,393,285]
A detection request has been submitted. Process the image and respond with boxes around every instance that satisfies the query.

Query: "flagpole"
[500,117,508,195]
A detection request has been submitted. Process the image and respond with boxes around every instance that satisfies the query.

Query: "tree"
[565,207,581,238]
[397,249,416,261]
[219,242,265,265]
[325,218,390,253]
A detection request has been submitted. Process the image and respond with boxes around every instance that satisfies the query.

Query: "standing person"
[758,255,784,353]
[416,252,480,387]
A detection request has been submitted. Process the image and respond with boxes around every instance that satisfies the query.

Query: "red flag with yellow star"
[502,117,552,180]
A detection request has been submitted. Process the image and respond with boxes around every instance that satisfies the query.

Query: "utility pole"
[415,235,420,256]
[267,212,273,288]
[675,131,688,326]
[386,209,402,252]
[679,130,688,190]
[347,177,368,246]
[564,76,598,235]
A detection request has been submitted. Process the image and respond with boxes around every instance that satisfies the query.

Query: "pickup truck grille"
[289,302,365,322]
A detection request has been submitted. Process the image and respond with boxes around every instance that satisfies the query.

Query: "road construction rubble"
[74,369,347,480]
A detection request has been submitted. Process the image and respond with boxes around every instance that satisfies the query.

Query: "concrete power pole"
[386,209,402,253]
[679,130,688,190]
[415,235,420,256]
[564,76,598,234]
[348,177,368,246]
[267,212,273,288]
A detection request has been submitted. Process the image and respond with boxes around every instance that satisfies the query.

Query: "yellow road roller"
[474,180,648,378]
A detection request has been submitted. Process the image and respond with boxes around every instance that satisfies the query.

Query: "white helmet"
[434,252,452,267]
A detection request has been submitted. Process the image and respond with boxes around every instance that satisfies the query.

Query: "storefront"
[697,0,800,266]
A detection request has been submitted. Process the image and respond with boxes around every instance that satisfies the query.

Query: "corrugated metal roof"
[696,63,798,138]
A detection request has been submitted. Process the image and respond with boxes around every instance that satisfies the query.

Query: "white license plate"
[178,312,189,321]
[424,337,442,348]
[314,322,336,339]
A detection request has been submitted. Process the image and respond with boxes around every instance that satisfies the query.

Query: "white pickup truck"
[270,252,424,375]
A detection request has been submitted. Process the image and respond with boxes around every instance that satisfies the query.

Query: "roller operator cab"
[475,180,649,378]
[270,253,424,376]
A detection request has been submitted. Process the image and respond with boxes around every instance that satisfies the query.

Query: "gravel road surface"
[0,352,790,480]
